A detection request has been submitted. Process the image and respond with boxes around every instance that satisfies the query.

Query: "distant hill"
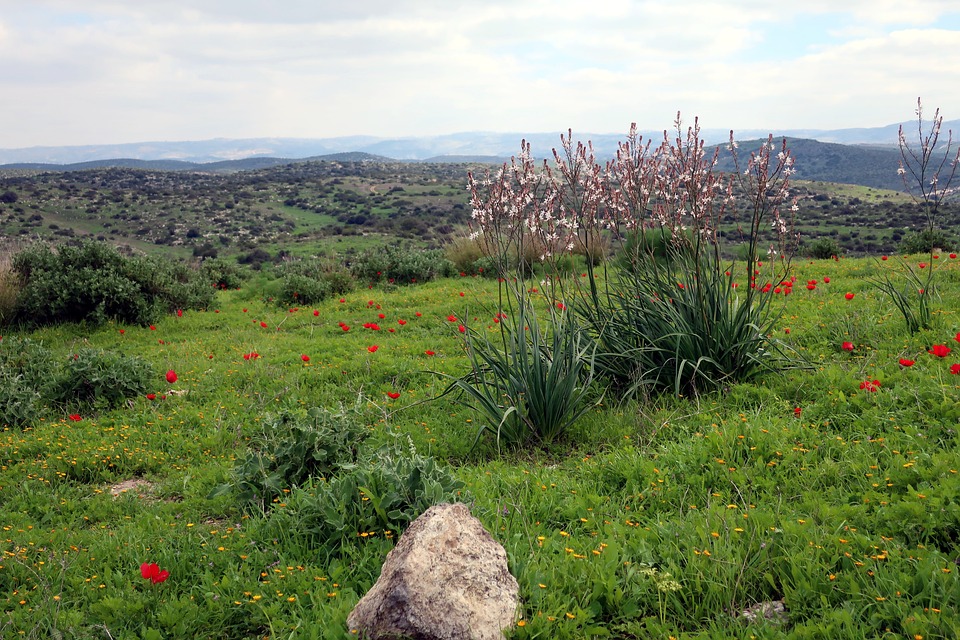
[3,120,957,166]
[1,137,926,192]
[712,138,905,191]
[0,152,393,174]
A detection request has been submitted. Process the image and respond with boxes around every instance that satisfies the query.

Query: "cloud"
[0,1,958,146]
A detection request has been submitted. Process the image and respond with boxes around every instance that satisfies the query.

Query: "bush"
[11,240,215,327]
[350,244,454,284]
[899,228,955,254]
[615,227,695,273]
[0,336,53,429]
[257,435,465,554]
[50,349,155,410]
[273,257,355,305]
[804,237,841,259]
[199,258,248,290]
[444,235,486,274]
[213,406,369,511]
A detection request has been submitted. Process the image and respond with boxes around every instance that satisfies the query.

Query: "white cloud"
[0,0,958,146]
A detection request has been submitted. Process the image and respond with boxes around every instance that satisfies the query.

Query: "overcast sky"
[1,0,959,148]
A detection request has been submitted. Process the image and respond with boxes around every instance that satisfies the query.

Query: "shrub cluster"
[9,240,216,327]
[804,237,841,260]
[0,337,154,428]
[216,405,464,553]
[898,228,955,254]
[214,406,369,510]
[350,244,455,284]
[273,257,355,305]
[199,257,248,290]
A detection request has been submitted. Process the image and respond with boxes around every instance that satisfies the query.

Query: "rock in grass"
[347,502,519,640]
[740,599,788,625]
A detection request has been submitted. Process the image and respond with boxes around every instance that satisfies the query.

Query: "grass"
[1,256,959,638]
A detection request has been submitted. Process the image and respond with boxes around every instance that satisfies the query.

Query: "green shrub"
[50,348,155,410]
[0,376,42,429]
[444,235,486,274]
[350,244,454,284]
[615,227,695,273]
[899,228,955,254]
[804,237,841,260]
[212,406,369,511]
[273,257,355,305]
[199,257,248,290]
[0,337,54,428]
[11,240,215,326]
[259,435,465,554]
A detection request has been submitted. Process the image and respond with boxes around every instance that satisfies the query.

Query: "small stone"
[740,599,788,625]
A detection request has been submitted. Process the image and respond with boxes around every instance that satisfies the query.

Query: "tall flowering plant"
[873,98,960,333]
[574,116,798,396]
[463,113,800,407]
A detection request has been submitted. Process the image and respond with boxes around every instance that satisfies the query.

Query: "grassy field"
[2,255,960,638]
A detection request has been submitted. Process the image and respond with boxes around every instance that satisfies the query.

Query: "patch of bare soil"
[108,478,155,498]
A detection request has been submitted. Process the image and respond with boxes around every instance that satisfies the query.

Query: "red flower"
[845,292,855,300]
[313,310,320,317]
[301,354,310,362]
[368,345,379,353]
[415,312,422,317]
[68,414,82,422]
[447,315,457,322]
[140,562,169,584]
[146,393,156,400]
[260,321,267,328]
[339,298,346,303]
[950,363,960,375]
[955,332,960,344]
[458,324,466,333]
[119,329,125,335]
[898,358,914,367]
[859,379,881,392]
[176,309,183,318]
[149,325,156,331]
[823,277,830,283]
[424,350,436,356]
[378,313,386,319]
[929,344,952,358]
[397,319,407,325]
[242,308,248,313]
[881,255,888,261]
[950,253,957,259]
[919,262,927,269]
[794,407,801,418]
[806,283,816,291]
[386,391,401,399]
[557,302,566,310]
[165,370,178,384]
[341,325,350,332]
[841,341,854,352]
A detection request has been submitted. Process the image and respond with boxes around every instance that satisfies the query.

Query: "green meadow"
[1,254,959,639]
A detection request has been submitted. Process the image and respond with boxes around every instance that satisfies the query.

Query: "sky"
[1,0,959,148]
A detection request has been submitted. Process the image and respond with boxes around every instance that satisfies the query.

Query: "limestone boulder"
[347,502,519,640]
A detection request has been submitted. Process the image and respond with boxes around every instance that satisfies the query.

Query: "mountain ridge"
[3,119,957,165]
